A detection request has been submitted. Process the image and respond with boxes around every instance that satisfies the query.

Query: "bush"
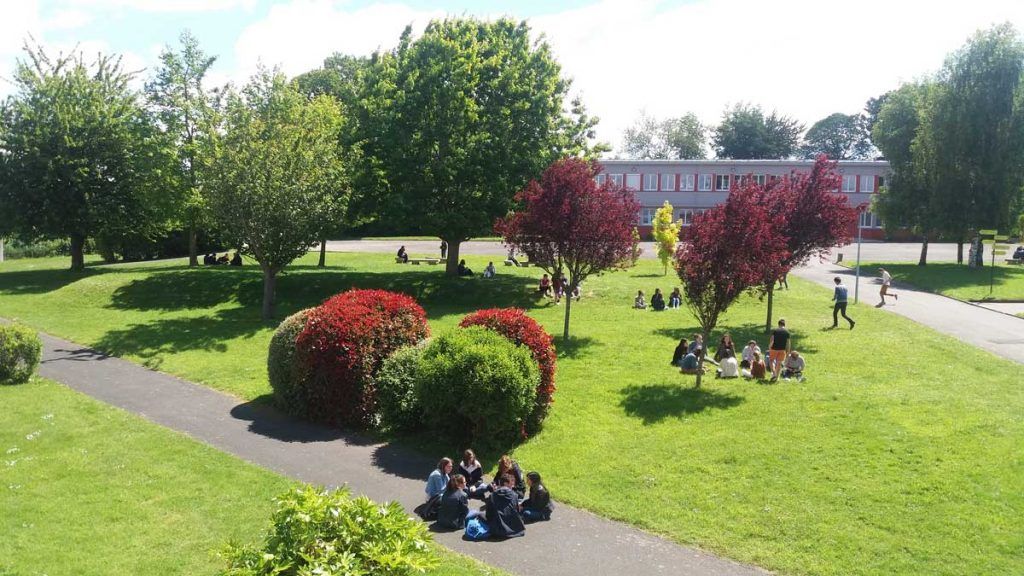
[218,485,439,576]
[1,238,69,260]
[375,341,429,432]
[0,324,42,385]
[293,289,429,428]
[418,327,539,443]
[460,308,556,434]
[267,308,313,414]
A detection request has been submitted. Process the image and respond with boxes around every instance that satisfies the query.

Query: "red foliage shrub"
[459,308,556,434]
[294,289,429,428]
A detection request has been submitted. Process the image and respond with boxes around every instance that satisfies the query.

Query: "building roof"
[597,158,889,167]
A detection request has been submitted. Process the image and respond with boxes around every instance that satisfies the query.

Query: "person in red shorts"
[767,318,791,382]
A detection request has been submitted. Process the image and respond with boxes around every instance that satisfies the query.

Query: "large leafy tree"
[146,30,218,267]
[758,156,858,331]
[652,201,681,275]
[205,70,348,320]
[800,113,873,160]
[712,103,803,159]
[675,182,788,388]
[621,111,706,159]
[357,18,604,276]
[0,45,173,271]
[497,158,639,340]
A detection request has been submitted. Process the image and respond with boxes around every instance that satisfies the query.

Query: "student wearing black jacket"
[437,475,469,530]
[521,471,554,522]
[458,449,486,498]
[486,473,525,538]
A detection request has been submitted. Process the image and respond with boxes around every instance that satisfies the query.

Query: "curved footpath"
[33,330,766,576]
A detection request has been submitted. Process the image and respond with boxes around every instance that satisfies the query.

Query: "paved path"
[33,331,766,576]
[792,259,1024,365]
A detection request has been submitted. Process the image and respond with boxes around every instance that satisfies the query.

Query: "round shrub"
[267,308,312,414]
[0,324,42,385]
[375,341,428,432]
[293,289,429,428]
[418,326,539,443]
[459,308,556,434]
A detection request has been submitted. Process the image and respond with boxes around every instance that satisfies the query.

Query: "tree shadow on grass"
[618,383,744,424]
[555,336,597,359]
[0,266,107,295]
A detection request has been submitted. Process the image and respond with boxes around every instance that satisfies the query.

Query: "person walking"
[879,267,898,306]
[831,277,855,330]
[767,319,791,382]
[440,240,448,260]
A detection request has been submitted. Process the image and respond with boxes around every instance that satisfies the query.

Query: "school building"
[595,159,892,240]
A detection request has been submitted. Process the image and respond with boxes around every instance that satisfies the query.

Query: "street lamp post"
[854,207,864,304]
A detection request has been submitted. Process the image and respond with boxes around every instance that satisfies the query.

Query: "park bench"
[1005,258,1022,265]
[396,257,441,265]
[504,259,532,267]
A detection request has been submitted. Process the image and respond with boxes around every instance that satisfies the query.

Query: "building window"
[609,174,623,187]
[640,207,657,226]
[860,175,875,193]
[595,174,607,186]
[842,175,856,193]
[859,211,882,229]
[625,173,641,191]
[715,174,730,191]
[643,173,658,191]
[878,176,886,188]
[754,174,766,186]
[661,173,676,191]
[680,174,695,191]
[698,174,712,191]
[679,209,694,226]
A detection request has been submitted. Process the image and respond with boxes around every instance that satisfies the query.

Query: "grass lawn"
[858,262,1024,302]
[2,253,1023,575]
[0,377,506,576]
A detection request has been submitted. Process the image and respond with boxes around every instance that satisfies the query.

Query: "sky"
[4,0,1024,154]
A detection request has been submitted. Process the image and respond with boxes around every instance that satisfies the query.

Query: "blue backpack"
[465,517,491,541]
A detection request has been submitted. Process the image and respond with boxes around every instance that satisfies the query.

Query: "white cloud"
[65,0,258,13]
[45,9,93,30]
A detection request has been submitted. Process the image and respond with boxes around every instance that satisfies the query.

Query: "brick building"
[596,159,891,240]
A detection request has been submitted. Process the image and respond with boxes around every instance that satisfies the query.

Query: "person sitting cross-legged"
[437,474,469,530]
[650,288,666,311]
[782,350,805,382]
[484,473,526,538]
[634,290,647,309]
[716,348,740,379]
[520,471,554,522]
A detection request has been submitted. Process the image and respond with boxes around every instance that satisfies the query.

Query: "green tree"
[0,45,173,271]
[800,112,873,160]
[712,103,803,159]
[357,18,603,275]
[622,112,705,159]
[205,70,348,320]
[652,201,681,275]
[146,30,219,267]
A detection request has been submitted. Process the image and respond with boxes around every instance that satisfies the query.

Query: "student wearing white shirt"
[740,340,761,368]
[879,267,899,306]
[716,349,740,379]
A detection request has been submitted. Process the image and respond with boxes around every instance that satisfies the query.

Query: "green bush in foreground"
[0,324,41,385]
[418,326,539,443]
[219,485,438,576]
[375,341,429,432]
[266,308,312,414]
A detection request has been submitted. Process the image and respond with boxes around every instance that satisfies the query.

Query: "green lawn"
[0,378,506,576]
[2,253,1023,575]
[858,262,1024,302]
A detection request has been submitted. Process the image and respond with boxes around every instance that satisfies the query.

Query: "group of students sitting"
[670,333,806,381]
[421,450,554,540]
[634,288,682,311]
[203,251,242,266]
[538,274,580,302]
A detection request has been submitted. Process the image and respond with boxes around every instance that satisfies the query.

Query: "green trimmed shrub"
[218,485,439,576]
[375,341,428,432]
[267,308,312,413]
[418,327,539,443]
[0,324,42,385]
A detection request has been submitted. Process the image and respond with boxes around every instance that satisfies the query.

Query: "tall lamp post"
[853,204,867,304]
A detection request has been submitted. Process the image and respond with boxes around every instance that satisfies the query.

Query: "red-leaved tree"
[676,182,788,388]
[496,157,639,340]
[758,155,859,331]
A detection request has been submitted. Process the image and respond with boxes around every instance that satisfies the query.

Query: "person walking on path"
[879,267,898,306]
[440,240,448,260]
[831,277,855,329]
[768,319,791,382]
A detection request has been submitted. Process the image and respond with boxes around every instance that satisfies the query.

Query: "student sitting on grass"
[538,274,552,297]
[714,333,735,363]
[457,259,474,276]
[230,251,242,266]
[716,348,740,378]
[437,474,469,530]
[483,261,496,278]
[782,350,805,381]
[670,338,689,367]
[668,287,682,309]
[741,340,761,368]
[743,350,767,380]
[520,471,554,522]
[650,288,666,311]
[634,290,647,309]
[679,349,701,374]
[397,245,409,263]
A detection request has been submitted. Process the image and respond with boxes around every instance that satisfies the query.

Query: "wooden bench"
[1005,258,1023,265]
[409,258,440,265]
[504,259,532,267]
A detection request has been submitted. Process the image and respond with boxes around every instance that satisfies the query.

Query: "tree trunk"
[562,288,573,340]
[70,234,86,272]
[318,238,327,268]
[261,267,277,321]
[956,239,964,265]
[188,227,199,267]
[694,329,709,389]
[444,239,461,276]
[764,283,775,333]
[918,237,929,266]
